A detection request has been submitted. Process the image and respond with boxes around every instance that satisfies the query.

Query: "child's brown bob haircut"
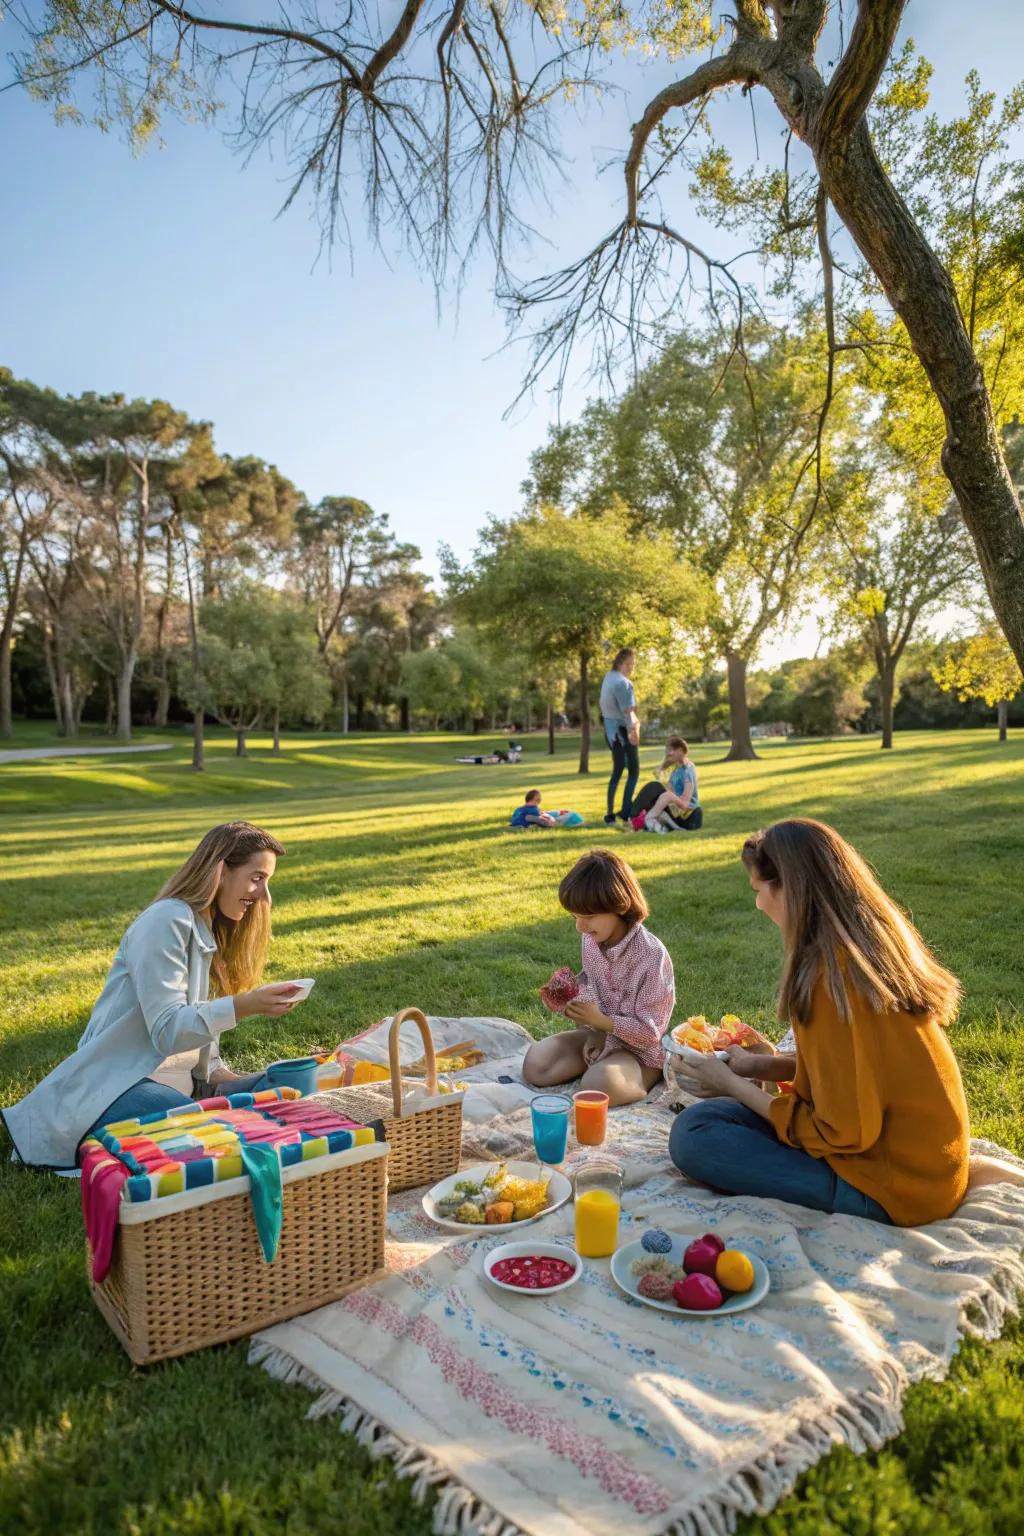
[558,849,649,924]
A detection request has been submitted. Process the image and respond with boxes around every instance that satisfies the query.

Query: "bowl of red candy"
[484,1241,583,1296]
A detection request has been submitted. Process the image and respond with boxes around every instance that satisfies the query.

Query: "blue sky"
[2,2,1022,657]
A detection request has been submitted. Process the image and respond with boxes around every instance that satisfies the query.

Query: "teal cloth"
[241,1142,284,1263]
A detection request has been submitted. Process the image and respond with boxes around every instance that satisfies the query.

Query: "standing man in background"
[599,647,640,826]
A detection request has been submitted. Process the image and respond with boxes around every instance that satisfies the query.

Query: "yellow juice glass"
[573,1160,623,1258]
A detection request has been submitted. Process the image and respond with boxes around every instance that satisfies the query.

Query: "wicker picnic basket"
[89,1139,389,1366]
[314,1007,463,1194]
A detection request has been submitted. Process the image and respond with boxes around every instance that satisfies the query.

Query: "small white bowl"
[281,978,316,1001]
[484,1241,583,1296]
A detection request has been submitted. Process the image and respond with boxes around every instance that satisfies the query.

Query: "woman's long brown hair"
[155,822,285,996]
[742,819,961,1028]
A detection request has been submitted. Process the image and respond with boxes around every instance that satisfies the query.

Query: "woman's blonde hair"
[741,819,961,1028]
[156,822,285,996]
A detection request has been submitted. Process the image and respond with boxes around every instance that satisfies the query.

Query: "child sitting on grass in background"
[524,848,674,1105]
[510,789,557,829]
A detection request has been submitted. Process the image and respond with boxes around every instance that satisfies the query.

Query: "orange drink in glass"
[573,1090,608,1146]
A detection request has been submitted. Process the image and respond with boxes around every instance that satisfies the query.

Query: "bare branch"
[148,0,365,89]
[816,0,908,147]
[625,46,763,225]
[360,0,426,92]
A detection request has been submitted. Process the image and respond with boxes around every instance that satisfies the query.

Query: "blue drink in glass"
[531,1094,571,1164]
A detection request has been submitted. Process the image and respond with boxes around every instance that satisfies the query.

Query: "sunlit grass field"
[2,725,1023,1535]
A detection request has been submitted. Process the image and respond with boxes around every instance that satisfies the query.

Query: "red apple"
[683,1238,721,1276]
[673,1273,723,1310]
[700,1232,726,1255]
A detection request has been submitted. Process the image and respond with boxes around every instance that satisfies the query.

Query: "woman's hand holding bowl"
[235,982,304,1020]
[677,1050,743,1100]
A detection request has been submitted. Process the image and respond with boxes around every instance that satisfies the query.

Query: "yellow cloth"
[769,975,969,1226]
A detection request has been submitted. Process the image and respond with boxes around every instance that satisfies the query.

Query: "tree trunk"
[154,672,171,728]
[180,528,204,773]
[341,675,350,734]
[812,122,1024,672]
[116,656,135,741]
[0,539,25,740]
[272,706,281,754]
[193,708,205,772]
[998,697,1009,742]
[578,650,590,774]
[400,695,410,732]
[723,650,758,761]
[0,631,13,740]
[879,663,896,750]
[236,728,247,757]
[42,630,65,735]
[547,698,555,756]
[59,663,77,740]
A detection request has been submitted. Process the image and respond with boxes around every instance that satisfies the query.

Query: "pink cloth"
[80,1144,130,1282]
[575,922,675,1069]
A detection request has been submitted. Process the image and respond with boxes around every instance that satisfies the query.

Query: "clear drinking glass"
[530,1093,571,1163]
[573,1158,623,1258]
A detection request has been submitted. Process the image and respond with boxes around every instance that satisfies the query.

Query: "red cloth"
[80,1144,130,1283]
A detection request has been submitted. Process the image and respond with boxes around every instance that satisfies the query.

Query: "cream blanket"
[251,1018,1024,1536]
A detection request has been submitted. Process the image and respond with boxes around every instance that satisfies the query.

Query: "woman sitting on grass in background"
[523,849,674,1106]
[2,821,303,1170]
[671,819,969,1225]
[630,737,702,832]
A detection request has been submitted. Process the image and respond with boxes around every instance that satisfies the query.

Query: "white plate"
[422,1161,572,1234]
[280,978,315,1001]
[484,1240,583,1296]
[662,1036,728,1063]
[611,1235,770,1317]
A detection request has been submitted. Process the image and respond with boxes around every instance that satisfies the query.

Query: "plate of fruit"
[611,1228,769,1316]
[423,1161,572,1233]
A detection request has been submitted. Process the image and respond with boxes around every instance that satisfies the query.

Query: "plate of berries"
[611,1228,769,1316]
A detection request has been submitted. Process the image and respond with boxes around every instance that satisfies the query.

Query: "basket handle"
[388,1007,437,1116]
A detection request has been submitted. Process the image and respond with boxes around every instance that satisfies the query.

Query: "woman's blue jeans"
[669,1098,893,1223]
[606,727,639,819]
[88,1071,272,1136]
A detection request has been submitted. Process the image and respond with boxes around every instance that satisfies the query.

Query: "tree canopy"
[11,1,1024,672]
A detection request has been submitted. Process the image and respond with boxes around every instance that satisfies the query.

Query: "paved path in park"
[0,743,175,764]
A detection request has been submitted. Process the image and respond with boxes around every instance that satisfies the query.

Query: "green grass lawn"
[2,726,1023,1535]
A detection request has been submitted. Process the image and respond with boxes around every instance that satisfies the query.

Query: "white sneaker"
[659,813,679,831]
[644,813,666,833]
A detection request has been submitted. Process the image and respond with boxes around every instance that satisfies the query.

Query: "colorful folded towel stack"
[80,1088,378,1280]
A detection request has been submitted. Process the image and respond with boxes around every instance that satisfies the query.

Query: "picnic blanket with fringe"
[250,1018,1024,1536]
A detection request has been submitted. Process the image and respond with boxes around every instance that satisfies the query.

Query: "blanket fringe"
[249,1340,525,1536]
[249,1251,1023,1536]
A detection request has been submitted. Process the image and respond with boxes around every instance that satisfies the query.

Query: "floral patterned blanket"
[251,1073,1024,1536]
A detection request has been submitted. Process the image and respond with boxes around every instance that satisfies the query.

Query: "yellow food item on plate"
[496,1174,550,1220]
[715,1249,755,1293]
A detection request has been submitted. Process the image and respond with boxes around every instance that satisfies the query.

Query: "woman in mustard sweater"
[671,818,969,1226]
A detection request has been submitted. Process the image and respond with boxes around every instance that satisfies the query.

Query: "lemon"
[715,1249,755,1294]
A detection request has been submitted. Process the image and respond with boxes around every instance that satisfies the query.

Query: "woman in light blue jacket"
[2,821,303,1170]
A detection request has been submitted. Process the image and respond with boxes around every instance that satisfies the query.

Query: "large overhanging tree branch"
[9,0,1024,670]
